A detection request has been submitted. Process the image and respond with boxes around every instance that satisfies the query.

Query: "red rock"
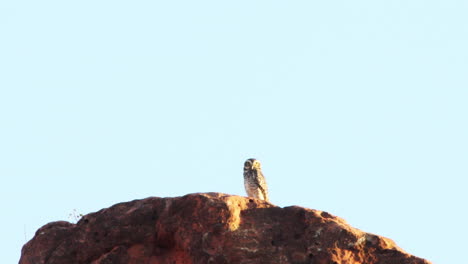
[20,193,431,264]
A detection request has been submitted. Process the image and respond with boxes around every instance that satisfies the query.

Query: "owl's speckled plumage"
[243,158,269,202]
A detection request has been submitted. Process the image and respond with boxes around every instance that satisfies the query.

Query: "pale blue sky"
[1,1,467,263]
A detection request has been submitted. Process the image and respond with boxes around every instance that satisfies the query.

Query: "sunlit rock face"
[20,192,431,264]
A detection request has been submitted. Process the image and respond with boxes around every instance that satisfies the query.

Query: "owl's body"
[243,158,269,202]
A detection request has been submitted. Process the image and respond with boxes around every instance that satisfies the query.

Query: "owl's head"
[244,158,261,171]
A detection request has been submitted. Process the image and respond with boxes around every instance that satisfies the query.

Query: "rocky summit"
[20,193,431,264]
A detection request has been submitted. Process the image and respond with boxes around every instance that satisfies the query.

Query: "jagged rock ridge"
[20,193,431,264]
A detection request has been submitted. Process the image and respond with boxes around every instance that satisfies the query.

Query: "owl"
[243,158,269,202]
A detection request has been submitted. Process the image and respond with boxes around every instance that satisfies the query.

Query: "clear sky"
[1,1,466,263]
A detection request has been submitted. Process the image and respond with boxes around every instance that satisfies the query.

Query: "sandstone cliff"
[20,193,431,264]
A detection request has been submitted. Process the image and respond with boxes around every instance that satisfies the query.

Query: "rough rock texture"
[20,193,431,264]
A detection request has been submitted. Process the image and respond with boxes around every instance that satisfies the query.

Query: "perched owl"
[243,158,269,202]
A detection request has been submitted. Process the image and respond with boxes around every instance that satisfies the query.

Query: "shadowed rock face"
[20,193,431,264]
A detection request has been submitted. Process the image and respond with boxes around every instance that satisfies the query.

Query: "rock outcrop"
[20,193,431,264]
